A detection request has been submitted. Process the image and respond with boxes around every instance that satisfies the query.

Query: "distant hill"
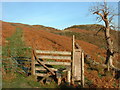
[64,24,105,31]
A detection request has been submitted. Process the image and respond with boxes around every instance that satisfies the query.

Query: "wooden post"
[71,35,75,84]
[67,70,71,85]
[31,50,35,75]
[81,51,84,87]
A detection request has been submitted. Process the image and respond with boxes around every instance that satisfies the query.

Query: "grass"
[52,65,66,69]
[2,27,31,73]
[113,82,117,87]
[3,72,59,88]
[64,24,104,31]
[2,27,66,88]
[53,24,120,53]
[85,77,93,87]
[98,73,104,78]
[3,73,40,88]
[2,27,31,57]
[2,27,35,88]
[54,31,107,50]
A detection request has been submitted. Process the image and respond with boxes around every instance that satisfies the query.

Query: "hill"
[2,21,120,88]
[53,24,119,53]
[64,24,104,31]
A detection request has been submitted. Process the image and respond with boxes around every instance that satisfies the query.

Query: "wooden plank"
[75,42,81,49]
[75,49,81,52]
[37,55,71,60]
[67,70,71,85]
[36,50,71,55]
[35,67,58,71]
[81,51,85,87]
[36,73,47,77]
[31,50,35,75]
[74,51,81,81]
[72,35,75,84]
[35,61,71,66]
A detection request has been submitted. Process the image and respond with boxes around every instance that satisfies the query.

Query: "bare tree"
[89,1,119,71]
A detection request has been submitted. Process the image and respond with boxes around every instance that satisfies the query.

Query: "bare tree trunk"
[90,1,120,71]
[104,22,114,71]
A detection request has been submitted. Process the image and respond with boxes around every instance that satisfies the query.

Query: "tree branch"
[93,11,106,21]
[94,27,105,36]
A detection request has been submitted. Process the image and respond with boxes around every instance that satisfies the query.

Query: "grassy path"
[2,27,59,88]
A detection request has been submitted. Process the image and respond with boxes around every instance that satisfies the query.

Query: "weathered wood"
[75,42,81,49]
[72,35,75,84]
[31,50,35,75]
[37,55,71,60]
[36,50,71,55]
[35,61,71,66]
[40,72,51,83]
[35,67,57,71]
[75,49,81,52]
[81,51,84,87]
[33,50,55,75]
[67,70,71,85]
[74,50,81,81]
[36,73,47,77]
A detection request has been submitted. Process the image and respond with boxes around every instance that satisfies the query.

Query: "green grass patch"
[85,77,93,86]
[52,65,66,69]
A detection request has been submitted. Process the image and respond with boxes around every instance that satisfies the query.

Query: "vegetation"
[2,27,31,58]
[53,24,119,53]
[2,19,119,88]
[54,30,107,49]
[65,24,104,31]
[3,73,59,88]
[2,27,32,88]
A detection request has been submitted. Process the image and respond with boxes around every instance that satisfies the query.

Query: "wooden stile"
[31,35,85,87]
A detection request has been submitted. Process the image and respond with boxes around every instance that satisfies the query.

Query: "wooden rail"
[35,67,57,71]
[35,61,71,66]
[37,55,71,60]
[36,50,71,55]
[33,50,55,75]
[36,73,47,77]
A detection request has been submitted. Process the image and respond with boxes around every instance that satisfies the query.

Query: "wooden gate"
[31,35,84,86]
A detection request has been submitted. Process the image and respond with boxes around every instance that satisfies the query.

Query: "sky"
[1,2,118,30]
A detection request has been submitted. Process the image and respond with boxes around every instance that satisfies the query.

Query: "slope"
[2,21,120,88]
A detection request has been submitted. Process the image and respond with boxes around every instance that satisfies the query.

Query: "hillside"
[64,24,104,31]
[55,24,119,53]
[2,21,120,88]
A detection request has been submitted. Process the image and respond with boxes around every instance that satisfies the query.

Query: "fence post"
[31,50,35,75]
[81,51,84,87]
[71,35,75,84]
[67,70,71,85]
